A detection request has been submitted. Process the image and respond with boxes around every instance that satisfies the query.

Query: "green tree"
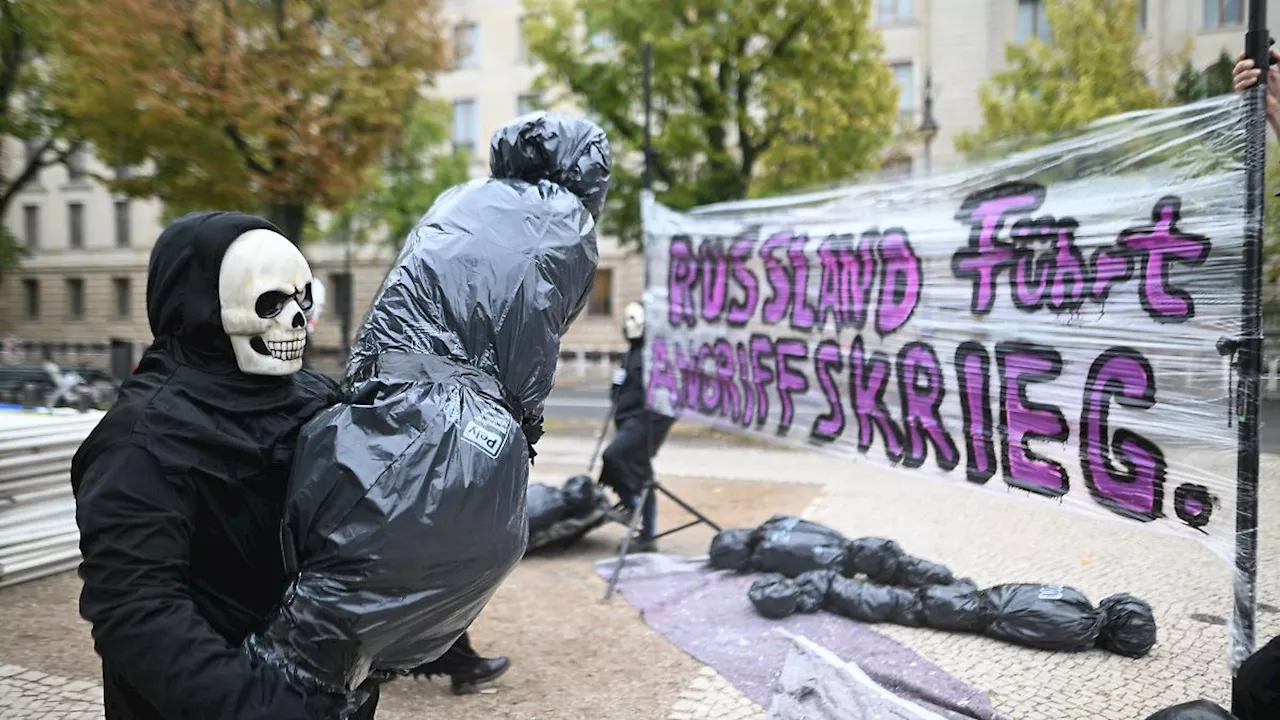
[0,2,82,274]
[1172,51,1236,104]
[956,0,1162,155]
[320,99,471,247]
[524,0,898,247]
[50,0,449,245]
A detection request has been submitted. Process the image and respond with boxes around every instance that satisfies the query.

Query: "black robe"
[70,212,360,719]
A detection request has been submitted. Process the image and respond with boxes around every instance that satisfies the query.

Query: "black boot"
[617,533,658,554]
[449,656,511,695]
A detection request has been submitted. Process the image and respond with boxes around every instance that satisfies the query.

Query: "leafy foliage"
[0,2,83,275]
[50,0,450,244]
[1172,51,1235,104]
[523,0,898,247]
[956,0,1163,155]
[320,99,471,247]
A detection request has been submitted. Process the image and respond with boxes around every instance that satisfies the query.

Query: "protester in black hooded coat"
[70,212,367,719]
[598,301,675,550]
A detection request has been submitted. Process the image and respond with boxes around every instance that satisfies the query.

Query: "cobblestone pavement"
[665,666,765,720]
[0,665,102,719]
[799,450,1280,720]
[3,434,1273,719]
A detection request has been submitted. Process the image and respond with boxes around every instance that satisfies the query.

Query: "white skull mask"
[623,301,645,341]
[218,229,313,376]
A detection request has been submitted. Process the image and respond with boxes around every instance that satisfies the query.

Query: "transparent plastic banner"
[642,95,1249,562]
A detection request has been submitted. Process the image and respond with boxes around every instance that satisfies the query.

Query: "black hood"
[72,210,341,495]
[146,211,284,372]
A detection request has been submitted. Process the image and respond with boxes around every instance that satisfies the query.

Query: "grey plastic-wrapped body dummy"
[247,112,611,697]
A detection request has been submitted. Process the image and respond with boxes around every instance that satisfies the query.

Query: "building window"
[113,277,131,319]
[454,23,479,68]
[452,99,477,152]
[1137,0,1148,32]
[114,200,131,248]
[115,164,134,180]
[1016,0,1051,42]
[66,277,84,320]
[877,0,913,24]
[22,278,39,320]
[1204,0,1243,28]
[517,93,542,116]
[68,202,85,249]
[66,146,87,182]
[891,62,915,116]
[517,16,528,64]
[22,204,39,249]
[329,272,353,321]
[588,268,613,316]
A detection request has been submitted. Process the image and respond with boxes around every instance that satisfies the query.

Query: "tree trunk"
[266,203,307,245]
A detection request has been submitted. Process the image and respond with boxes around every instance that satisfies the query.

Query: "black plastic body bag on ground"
[246,112,611,697]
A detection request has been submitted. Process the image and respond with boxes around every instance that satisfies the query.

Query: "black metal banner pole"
[1233,0,1268,674]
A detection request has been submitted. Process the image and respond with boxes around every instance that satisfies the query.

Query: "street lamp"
[918,69,939,175]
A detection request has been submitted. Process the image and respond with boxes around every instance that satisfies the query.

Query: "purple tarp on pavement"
[596,554,1009,720]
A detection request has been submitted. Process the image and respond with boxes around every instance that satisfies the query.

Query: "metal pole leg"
[603,483,652,602]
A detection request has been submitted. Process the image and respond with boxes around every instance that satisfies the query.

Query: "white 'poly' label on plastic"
[463,420,507,459]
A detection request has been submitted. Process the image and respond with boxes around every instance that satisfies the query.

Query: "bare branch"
[224,125,271,175]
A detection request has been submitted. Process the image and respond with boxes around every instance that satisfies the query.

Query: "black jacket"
[613,341,646,427]
[70,212,347,720]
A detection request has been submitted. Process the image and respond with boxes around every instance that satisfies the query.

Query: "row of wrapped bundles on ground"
[243,113,612,699]
[711,515,955,587]
[712,516,1157,658]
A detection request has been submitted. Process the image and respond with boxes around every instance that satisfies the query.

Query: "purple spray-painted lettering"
[1080,348,1167,522]
[874,230,921,336]
[713,339,740,422]
[698,239,729,323]
[647,337,680,412]
[749,335,776,428]
[736,342,755,428]
[759,233,792,326]
[844,232,879,329]
[668,236,698,327]
[1048,221,1086,310]
[1089,247,1133,303]
[812,340,846,442]
[697,343,721,415]
[726,237,760,326]
[996,342,1069,497]
[674,342,702,410]
[774,339,810,435]
[955,342,996,484]
[849,336,904,462]
[1011,240,1053,309]
[788,235,817,330]
[1117,197,1210,323]
[896,342,959,472]
[953,183,1046,314]
[816,236,847,331]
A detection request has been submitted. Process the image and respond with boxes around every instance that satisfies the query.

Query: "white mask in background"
[218,229,314,375]
[623,301,645,341]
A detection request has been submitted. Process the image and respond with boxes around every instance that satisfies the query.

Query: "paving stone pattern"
[0,664,102,719]
[3,438,1274,719]
[666,666,765,720]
